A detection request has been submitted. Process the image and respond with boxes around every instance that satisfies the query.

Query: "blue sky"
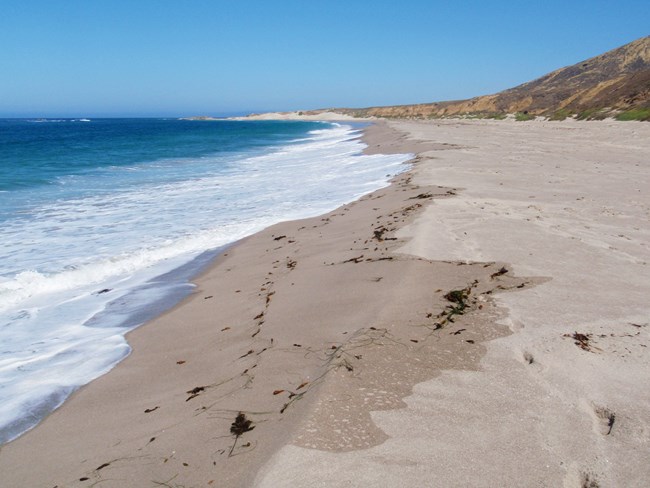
[1,1,648,117]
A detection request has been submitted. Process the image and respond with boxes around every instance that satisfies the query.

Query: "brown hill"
[336,36,650,120]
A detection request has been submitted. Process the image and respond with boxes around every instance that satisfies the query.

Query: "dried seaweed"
[230,412,254,437]
[229,412,255,456]
[186,386,206,401]
[343,255,364,264]
[490,267,508,279]
[443,287,471,319]
[409,192,433,200]
[373,227,387,241]
[564,331,594,351]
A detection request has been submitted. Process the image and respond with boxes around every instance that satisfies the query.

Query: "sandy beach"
[1,118,649,487]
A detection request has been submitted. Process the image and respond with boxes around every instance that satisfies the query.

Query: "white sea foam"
[0,123,412,443]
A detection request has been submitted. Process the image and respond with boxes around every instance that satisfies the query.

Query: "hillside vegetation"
[334,36,650,120]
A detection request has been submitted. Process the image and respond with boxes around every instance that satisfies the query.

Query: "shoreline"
[2,118,648,487]
[1,120,488,486]
[0,119,397,446]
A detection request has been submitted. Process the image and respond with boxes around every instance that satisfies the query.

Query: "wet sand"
[2,119,649,488]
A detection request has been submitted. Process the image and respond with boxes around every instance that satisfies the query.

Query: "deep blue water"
[0,118,322,215]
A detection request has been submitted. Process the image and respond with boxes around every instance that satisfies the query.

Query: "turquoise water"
[0,118,411,443]
[0,118,319,213]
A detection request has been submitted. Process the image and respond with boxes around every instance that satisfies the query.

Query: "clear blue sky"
[1,0,648,117]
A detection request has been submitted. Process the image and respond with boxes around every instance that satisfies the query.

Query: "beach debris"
[229,412,255,456]
[230,412,254,435]
[96,462,111,471]
[452,328,466,335]
[286,259,297,269]
[373,227,387,241]
[273,389,285,395]
[401,203,422,214]
[94,288,112,295]
[293,343,302,347]
[273,235,286,241]
[465,340,475,344]
[79,477,89,481]
[296,381,309,390]
[490,267,508,279]
[144,406,159,413]
[280,392,305,414]
[254,312,264,320]
[176,360,186,364]
[204,295,213,299]
[410,339,419,343]
[185,386,206,401]
[564,331,594,352]
[409,192,433,200]
[443,287,471,320]
[238,349,254,359]
[444,289,469,304]
[523,351,534,364]
[221,326,231,331]
[343,255,364,264]
[428,283,481,330]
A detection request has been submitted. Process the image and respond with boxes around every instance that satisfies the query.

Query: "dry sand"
[255,119,650,488]
[1,119,648,488]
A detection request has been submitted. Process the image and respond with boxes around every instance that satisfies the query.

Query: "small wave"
[28,119,66,123]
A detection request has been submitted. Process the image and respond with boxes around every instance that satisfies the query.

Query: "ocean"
[0,118,410,444]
